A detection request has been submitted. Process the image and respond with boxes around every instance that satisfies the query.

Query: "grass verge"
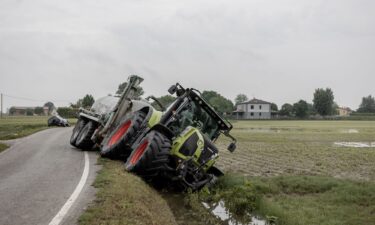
[192,174,375,225]
[0,143,9,153]
[79,158,177,225]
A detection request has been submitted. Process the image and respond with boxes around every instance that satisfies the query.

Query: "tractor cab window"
[167,97,219,140]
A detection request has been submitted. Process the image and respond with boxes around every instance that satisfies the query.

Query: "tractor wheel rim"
[130,140,149,165]
[108,121,132,147]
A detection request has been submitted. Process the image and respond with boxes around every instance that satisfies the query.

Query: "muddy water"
[162,193,267,225]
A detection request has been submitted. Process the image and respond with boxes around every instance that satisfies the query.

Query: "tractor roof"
[189,90,233,132]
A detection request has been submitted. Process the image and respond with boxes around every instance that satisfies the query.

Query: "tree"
[26,108,34,116]
[271,103,278,112]
[57,107,79,118]
[202,91,234,114]
[357,95,375,113]
[235,94,248,105]
[313,88,334,116]
[279,103,293,117]
[116,82,144,98]
[307,103,316,115]
[151,95,176,111]
[293,100,309,118]
[70,99,83,109]
[9,107,16,115]
[43,102,55,114]
[34,107,44,115]
[332,102,339,115]
[82,94,95,108]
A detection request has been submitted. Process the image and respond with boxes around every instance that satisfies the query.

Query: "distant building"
[338,107,352,117]
[43,107,49,115]
[9,106,50,116]
[233,98,272,119]
[9,106,35,116]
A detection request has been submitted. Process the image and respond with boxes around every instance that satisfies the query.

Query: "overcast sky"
[0,0,374,111]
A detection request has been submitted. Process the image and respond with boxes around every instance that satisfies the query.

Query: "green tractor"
[70,75,236,190]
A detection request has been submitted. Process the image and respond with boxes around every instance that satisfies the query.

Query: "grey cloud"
[0,0,374,111]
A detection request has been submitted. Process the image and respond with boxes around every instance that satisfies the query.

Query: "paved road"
[0,128,99,225]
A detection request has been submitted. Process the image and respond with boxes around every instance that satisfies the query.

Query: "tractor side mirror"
[227,143,236,152]
[168,85,177,95]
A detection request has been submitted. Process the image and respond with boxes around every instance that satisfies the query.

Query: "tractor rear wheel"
[70,118,87,147]
[125,131,171,178]
[100,111,146,159]
[75,121,96,149]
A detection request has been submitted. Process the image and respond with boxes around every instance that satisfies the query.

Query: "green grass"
[79,158,177,225]
[0,142,8,153]
[208,120,375,225]
[253,175,375,225]
[0,116,77,140]
[200,175,375,225]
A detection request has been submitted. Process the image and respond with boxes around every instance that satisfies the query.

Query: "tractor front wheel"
[125,131,171,178]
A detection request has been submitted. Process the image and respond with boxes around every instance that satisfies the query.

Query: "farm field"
[199,120,375,225]
[0,116,77,140]
[216,120,375,181]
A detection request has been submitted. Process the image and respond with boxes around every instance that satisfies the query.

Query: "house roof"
[338,107,352,111]
[238,98,272,105]
[10,106,36,110]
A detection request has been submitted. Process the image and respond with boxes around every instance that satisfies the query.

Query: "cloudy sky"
[0,0,374,111]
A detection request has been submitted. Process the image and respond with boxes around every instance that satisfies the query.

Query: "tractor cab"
[163,83,236,151]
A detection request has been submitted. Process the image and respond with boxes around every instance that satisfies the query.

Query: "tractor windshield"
[167,97,219,140]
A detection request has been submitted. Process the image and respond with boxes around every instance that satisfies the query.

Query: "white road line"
[48,151,90,225]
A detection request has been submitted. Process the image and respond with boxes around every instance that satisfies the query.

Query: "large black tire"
[125,131,171,178]
[70,118,87,147]
[100,111,146,159]
[75,121,97,149]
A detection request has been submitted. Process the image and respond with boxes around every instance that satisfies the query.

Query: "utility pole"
[1,93,3,119]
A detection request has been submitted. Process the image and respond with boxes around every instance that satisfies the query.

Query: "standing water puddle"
[339,129,359,133]
[237,128,281,133]
[202,200,267,225]
[162,193,268,225]
[236,127,305,133]
[334,142,375,148]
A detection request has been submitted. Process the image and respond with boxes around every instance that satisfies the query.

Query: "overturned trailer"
[70,75,236,190]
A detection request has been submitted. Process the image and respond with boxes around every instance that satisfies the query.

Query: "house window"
[250,112,254,116]
[259,112,262,116]
[251,105,254,110]
[259,105,262,110]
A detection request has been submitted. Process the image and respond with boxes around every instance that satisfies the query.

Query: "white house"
[233,98,272,119]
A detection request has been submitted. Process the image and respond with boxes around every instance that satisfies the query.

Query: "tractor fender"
[146,124,174,140]
[129,100,152,113]
[130,100,163,128]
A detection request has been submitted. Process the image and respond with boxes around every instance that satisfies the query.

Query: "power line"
[2,93,73,103]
